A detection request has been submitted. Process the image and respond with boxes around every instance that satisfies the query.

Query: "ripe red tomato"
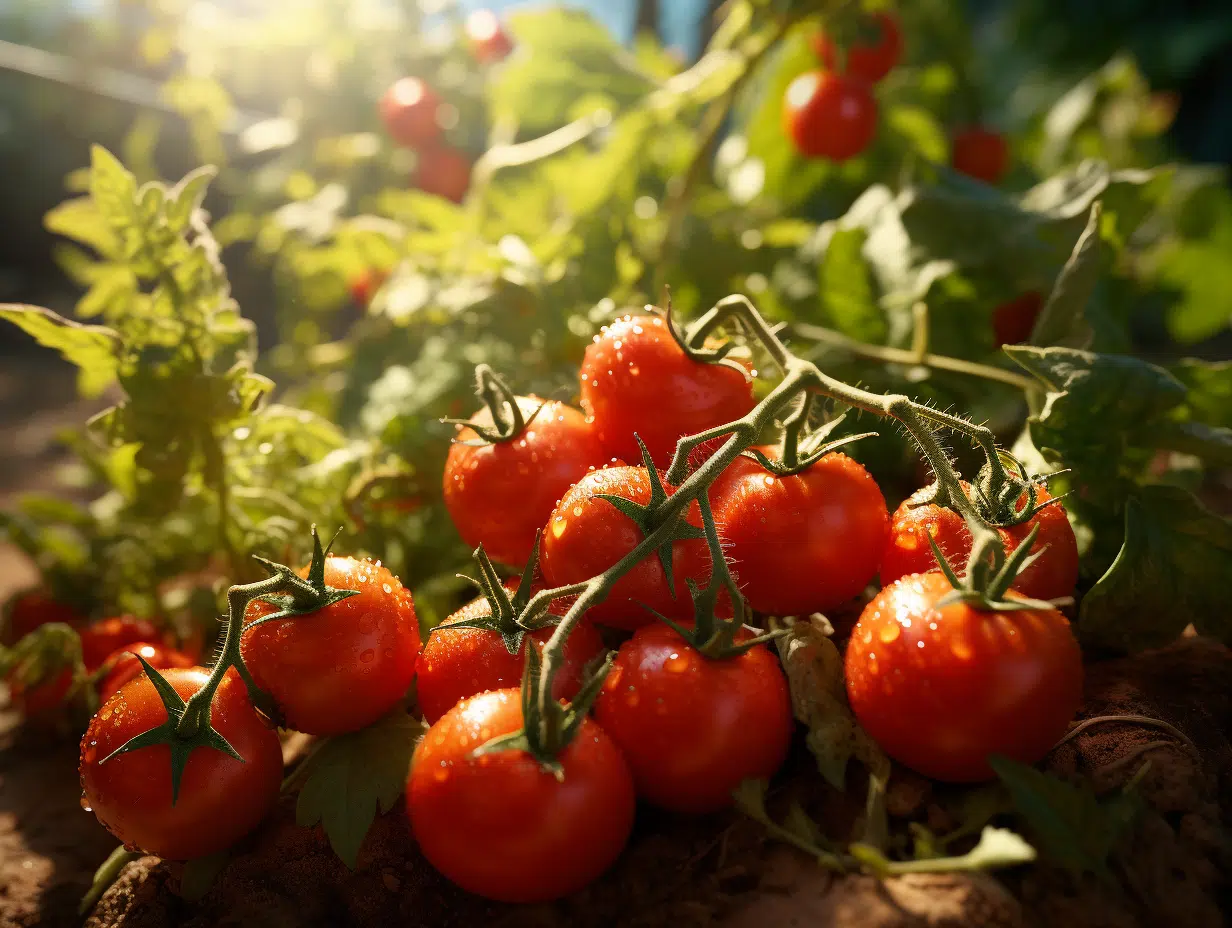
[379,77,441,148]
[443,396,609,568]
[407,688,635,902]
[579,314,756,469]
[2,590,82,645]
[594,624,792,812]
[952,127,1009,185]
[80,617,161,671]
[241,556,421,735]
[708,448,889,615]
[348,268,387,308]
[80,667,283,859]
[783,70,878,162]
[97,642,196,703]
[992,291,1043,347]
[540,465,710,629]
[880,482,1079,601]
[465,9,514,63]
[845,572,1083,781]
[813,11,904,84]
[416,584,605,724]
[415,146,471,203]
[9,666,72,716]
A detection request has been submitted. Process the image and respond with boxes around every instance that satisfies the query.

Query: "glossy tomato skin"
[880,483,1079,601]
[540,465,710,629]
[784,71,878,162]
[3,590,82,645]
[594,624,793,813]
[465,9,514,63]
[992,291,1043,347]
[81,617,161,671]
[241,557,421,735]
[579,314,756,470]
[80,667,283,859]
[952,127,1009,185]
[415,145,471,203]
[379,77,441,148]
[709,449,889,615]
[407,688,635,903]
[814,11,904,84]
[416,586,605,724]
[443,396,608,568]
[10,667,73,716]
[845,572,1083,782]
[98,642,196,703]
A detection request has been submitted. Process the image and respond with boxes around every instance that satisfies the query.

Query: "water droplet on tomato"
[382,583,392,594]
[572,506,583,517]
[551,518,568,538]
[878,623,900,643]
[99,706,112,721]
[79,795,92,812]
[360,649,375,663]
[951,638,973,660]
[916,641,925,649]
[665,652,688,673]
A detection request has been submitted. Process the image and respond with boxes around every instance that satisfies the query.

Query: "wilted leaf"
[852,826,1036,875]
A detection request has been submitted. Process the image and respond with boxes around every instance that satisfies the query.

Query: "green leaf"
[1029,202,1099,349]
[989,755,1143,880]
[1080,486,1232,652]
[89,146,139,231]
[775,619,888,791]
[0,304,120,397]
[44,197,121,257]
[1171,358,1232,429]
[885,104,948,164]
[78,267,139,320]
[295,712,424,869]
[818,227,885,343]
[166,165,217,234]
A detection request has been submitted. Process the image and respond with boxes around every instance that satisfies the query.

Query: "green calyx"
[928,524,1060,613]
[662,295,751,379]
[441,536,551,657]
[245,526,360,632]
[440,363,544,445]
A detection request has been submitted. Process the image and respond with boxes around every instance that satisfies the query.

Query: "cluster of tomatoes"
[782,9,1010,184]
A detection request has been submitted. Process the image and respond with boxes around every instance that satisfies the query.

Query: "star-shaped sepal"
[244,526,361,632]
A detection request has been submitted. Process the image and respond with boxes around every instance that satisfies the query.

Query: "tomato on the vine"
[594,624,792,813]
[2,590,81,645]
[845,572,1083,782]
[539,465,710,629]
[880,482,1079,601]
[465,9,514,63]
[813,11,904,84]
[9,667,72,717]
[407,688,635,903]
[783,71,878,162]
[708,448,889,616]
[379,77,441,148]
[80,617,161,671]
[80,667,283,859]
[952,127,1009,185]
[580,314,756,469]
[241,556,421,735]
[416,584,605,724]
[415,146,471,203]
[443,396,608,568]
[97,642,196,703]
[993,291,1043,347]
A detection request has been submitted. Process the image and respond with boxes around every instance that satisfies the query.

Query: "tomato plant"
[97,642,196,703]
[407,688,635,903]
[813,11,904,84]
[580,315,756,469]
[845,572,1084,782]
[379,77,443,149]
[951,127,1010,184]
[782,71,878,161]
[708,448,889,616]
[80,617,161,671]
[880,482,1080,602]
[80,667,283,859]
[594,623,792,813]
[241,554,421,735]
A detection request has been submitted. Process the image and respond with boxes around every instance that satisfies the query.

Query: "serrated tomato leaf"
[1080,486,1232,652]
[295,712,424,869]
[0,304,120,397]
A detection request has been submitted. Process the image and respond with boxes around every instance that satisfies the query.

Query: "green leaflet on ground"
[295,712,424,869]
[0,304,120,397]
[989,755,1143,882]
[1080,487,1232,651]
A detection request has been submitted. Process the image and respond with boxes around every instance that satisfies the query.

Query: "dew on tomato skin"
[664,652,689,673]
[929,622,938,631]
[878,623,900,644]
[951,638,973,660]
[916,641,925,649]
[551,518,568,538]
[79,795,92,812]
[384,648,395,658]
[99,706,113,721]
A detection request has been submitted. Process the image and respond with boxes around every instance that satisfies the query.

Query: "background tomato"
[443,396,608,567]
[2,590,81,645]
[783,71,878,161]
[880,482,1079,601]
[408,688,634,903]
[80,617,161,671]
[952,127,1010,184]
[415,146,471,203]
[579,315,756,469]
[814,11,904,84]
[9,666,72,717]
[993,291,1044,347]
[97,642,196,703]
[416,584,605,724]
[708,449,889,616]
[80,667,283,859]
[241,556,421,735]
[379,77,441,148]
[845,572,1083,781]
[465,10,514,63]
[540,465,710,629]
[594,624,793,813]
